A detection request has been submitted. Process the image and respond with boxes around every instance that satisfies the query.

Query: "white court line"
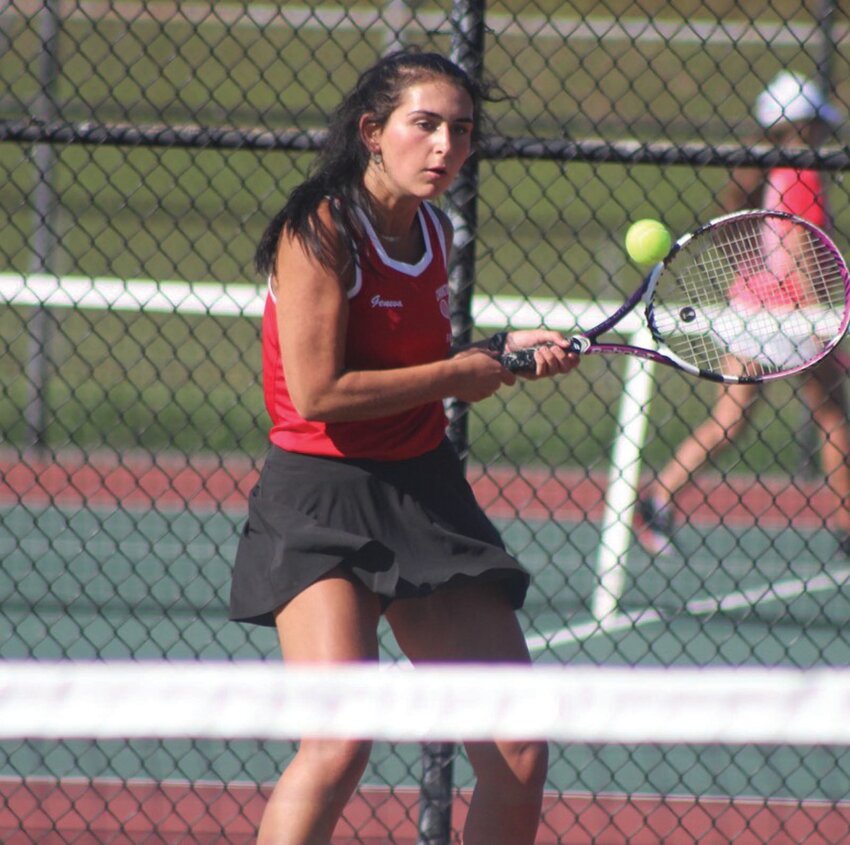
[0,2,833,49]
[527,567,850,652]
[292,9,829,50]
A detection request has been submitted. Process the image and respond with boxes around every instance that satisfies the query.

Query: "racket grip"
[499,347,539,373]
[500,338,583,373]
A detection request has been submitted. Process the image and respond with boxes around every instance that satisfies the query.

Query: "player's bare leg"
[387,581,548,845]
[258,569,382,845]
[801,360,850,540]
[655,379,759,504]
[639,360,759,552]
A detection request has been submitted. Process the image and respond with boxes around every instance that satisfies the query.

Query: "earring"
[371,150,383,166]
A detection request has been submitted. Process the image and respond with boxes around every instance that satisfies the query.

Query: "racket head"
[645,210,850,382]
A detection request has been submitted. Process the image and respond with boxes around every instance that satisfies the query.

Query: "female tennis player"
[640,71,850,556]
[230,50,578,845]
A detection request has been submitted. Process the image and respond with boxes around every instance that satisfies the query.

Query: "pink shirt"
[730,169,830,310]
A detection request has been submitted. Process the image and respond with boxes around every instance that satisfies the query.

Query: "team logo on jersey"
[436,284,450,320]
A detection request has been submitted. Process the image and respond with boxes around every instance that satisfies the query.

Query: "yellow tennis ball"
[625,219,671,266]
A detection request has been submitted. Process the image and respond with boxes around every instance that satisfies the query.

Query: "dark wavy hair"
[255,49,500,277]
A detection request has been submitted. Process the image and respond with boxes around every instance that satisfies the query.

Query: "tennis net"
[2,660,850,844]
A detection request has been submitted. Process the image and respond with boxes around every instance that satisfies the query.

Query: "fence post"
[798,0,837,478]
[815,0,836,94]
[417,1,486,844]
[24,0,61,450]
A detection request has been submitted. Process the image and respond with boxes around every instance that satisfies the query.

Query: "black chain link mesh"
[2,1,850,842]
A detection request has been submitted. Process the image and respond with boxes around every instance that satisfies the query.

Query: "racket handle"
[499,338,584,373]
[499,347,538,373]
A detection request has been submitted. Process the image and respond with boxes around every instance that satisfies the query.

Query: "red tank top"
[263,202,452,459]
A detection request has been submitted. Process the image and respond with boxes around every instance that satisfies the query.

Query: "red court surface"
[0,447,836,528]
[2,777,849,845]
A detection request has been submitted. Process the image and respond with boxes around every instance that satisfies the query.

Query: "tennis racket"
[501,209,850,383]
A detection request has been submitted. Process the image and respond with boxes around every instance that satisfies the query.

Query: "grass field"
[1,1,847,467]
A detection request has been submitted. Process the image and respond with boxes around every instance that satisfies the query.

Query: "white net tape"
[3,661,850,745]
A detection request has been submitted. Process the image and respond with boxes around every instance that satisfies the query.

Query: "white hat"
[755,71,840,127]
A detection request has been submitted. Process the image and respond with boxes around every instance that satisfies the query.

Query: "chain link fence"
[2,1,850,842]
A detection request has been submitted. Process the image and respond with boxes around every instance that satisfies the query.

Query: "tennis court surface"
[2,661,850,845]
[3,449,850,843]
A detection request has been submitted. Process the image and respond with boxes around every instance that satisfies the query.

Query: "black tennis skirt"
[229,439,529,627]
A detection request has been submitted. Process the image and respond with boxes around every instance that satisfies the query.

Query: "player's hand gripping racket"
[501,209,850,383]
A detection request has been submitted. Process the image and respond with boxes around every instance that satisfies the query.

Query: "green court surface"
[3,496,850,810]
[511,517,850,668]
[3,499,850,668]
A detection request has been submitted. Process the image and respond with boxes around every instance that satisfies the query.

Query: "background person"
[639,71,850,556]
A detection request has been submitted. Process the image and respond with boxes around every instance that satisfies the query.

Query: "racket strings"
[650,214,849,379]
